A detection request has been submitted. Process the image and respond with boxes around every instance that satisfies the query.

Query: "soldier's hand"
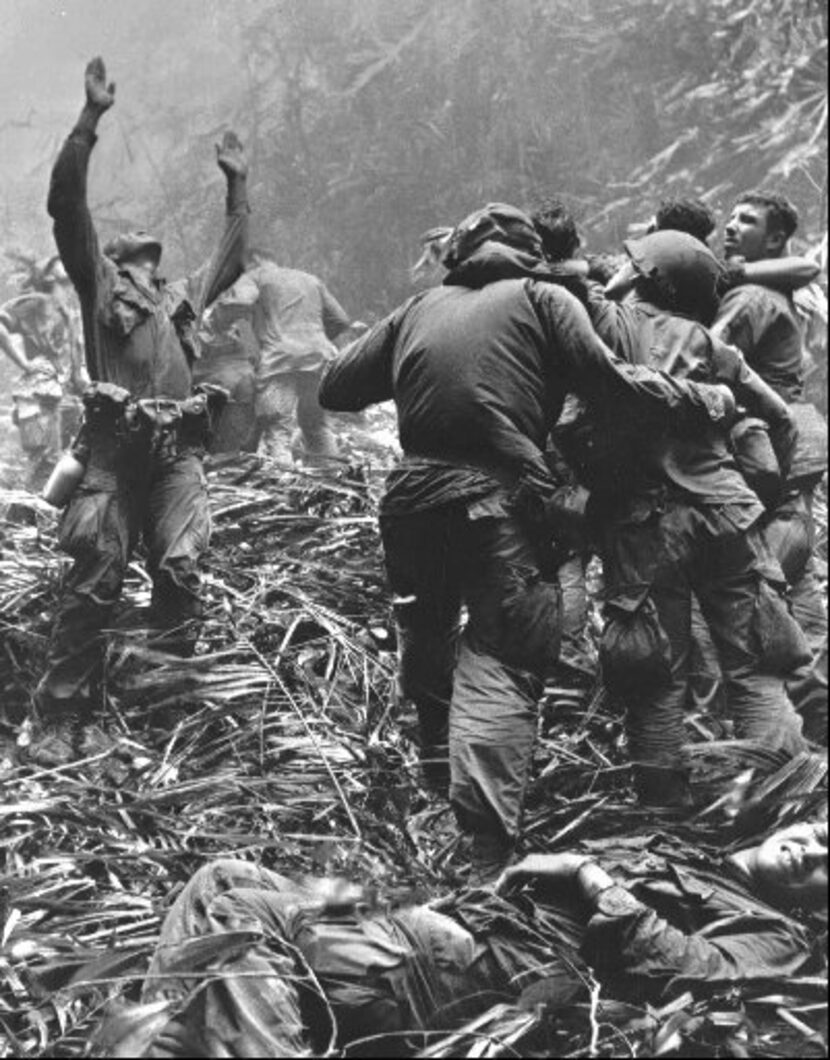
[494,853,591,894]
[85,57,116,112]
[216,131,248,178]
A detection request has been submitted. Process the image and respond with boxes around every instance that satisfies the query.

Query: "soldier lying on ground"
[25,56,249,768]
[98,810,826,1057]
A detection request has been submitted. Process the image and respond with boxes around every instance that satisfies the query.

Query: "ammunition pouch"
[78,382,229,466]
[82,382,132,436]
[600,582,673,695]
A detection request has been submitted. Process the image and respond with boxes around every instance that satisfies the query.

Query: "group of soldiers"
[1,57,827,1055]
[5,58,826,804]
[320,196,827,881]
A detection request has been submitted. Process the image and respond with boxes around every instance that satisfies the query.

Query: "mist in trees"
[0,0,826,316]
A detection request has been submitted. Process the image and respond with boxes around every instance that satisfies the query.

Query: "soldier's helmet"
[103,230,163,268]
[409,226,453,286]
[624,229,720,320]
[444,203,543,269]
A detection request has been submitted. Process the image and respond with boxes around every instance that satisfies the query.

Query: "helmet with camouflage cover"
[624,229,720,320]
[444,203,543,270]
[102,230,163,268]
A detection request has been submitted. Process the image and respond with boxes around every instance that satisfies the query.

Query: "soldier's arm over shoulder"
[737,256,820,294]
[529,281,734,427]
[527,281,633,390]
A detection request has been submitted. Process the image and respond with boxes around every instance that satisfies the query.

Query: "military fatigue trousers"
[255,370,339,466]
[600,494,807,793]
[36,443,210,717]
[381,497,561,845]
[135,859,487,1057]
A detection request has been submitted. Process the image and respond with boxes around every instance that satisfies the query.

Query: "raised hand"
[84,57,116,112]
[216,131,248,179]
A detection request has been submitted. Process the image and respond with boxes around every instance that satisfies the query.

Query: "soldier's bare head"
[531,197,581,263]
[724,191,799,262]
[732,818,827,911]
[652,197,717,246]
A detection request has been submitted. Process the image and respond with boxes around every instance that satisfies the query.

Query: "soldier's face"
[723,203,784,261]
[127,248,160,278]
[750,820,827,906]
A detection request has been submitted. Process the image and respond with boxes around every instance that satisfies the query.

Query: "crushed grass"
[0,454,826,1058]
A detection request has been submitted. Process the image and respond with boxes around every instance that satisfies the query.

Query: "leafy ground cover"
[0,442,826,1057]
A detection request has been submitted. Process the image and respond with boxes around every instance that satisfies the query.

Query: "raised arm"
[46,57,116,380]
[47,57,113,301]
[190,133,250,316]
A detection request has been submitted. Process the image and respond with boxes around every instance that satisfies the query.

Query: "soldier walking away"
[221,248,362,466]
[320,203,740,883]
[25,57,249,768]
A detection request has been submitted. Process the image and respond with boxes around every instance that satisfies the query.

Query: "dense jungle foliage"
[0,0,826,318]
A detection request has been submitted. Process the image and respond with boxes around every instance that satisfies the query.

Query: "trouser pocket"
[600,582,673,695]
